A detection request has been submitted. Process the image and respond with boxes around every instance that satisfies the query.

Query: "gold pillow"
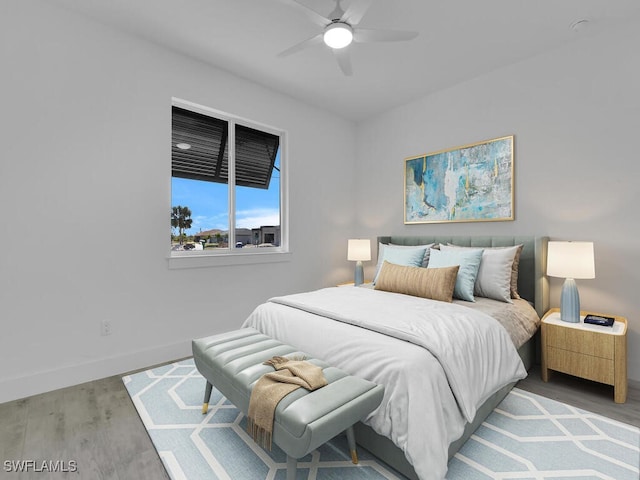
[374,261,459,302]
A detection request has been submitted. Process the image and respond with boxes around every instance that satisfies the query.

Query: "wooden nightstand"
[541,308,628,403]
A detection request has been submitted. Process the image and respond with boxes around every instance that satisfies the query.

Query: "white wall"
[0,0,356,403]
[3,1,638,404]
[356,21,640,381]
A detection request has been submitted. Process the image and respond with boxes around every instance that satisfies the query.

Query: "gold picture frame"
[404,135,514,224]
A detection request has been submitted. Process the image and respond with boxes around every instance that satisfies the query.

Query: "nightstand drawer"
[546,346,614,385]
[546,323,614,359]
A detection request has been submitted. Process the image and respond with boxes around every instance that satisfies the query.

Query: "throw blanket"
[247,356,327,449]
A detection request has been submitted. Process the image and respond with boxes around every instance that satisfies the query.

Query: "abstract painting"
[404,136,514,224]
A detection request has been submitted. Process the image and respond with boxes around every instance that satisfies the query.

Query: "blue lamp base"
[560,277,580,323]
[354,261,364,286]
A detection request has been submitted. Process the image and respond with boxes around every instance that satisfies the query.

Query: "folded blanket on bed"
[247,356,327,449]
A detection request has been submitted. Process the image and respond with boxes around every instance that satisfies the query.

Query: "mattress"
[242,286,534,480]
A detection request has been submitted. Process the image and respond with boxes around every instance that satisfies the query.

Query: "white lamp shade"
[547,241,595,279]
[347,239,371,261]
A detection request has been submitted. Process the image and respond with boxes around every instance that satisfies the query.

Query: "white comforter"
[242,287,527,480]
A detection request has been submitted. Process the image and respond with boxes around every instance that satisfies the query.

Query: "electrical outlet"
[100,320,112,336]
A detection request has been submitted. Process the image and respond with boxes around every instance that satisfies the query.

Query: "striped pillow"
[374,261,459,303]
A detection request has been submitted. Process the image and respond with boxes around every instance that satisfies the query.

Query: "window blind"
[171,106,279,189]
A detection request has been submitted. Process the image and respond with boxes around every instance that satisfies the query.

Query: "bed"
[243,235,549,480]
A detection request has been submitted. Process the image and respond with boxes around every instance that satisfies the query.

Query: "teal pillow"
[373,245,427,284]
[427,248,483,302]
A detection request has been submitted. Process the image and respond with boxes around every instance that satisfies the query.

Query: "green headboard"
[377,235,549,317]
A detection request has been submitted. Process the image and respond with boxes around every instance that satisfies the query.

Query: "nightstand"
[541,308,628,403]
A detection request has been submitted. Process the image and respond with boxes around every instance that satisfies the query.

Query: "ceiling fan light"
[323,22,353,49]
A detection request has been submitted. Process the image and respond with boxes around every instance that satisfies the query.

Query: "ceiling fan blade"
[333,48,353,76]
[353,28,419,43]
[341,0,372,25]
[276,0,330,26]
[277,33,323,57]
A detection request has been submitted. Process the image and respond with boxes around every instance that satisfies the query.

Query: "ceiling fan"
[276,0,418,76]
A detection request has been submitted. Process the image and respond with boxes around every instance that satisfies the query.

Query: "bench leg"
[202,381,213,414]
[286,455,297,480]
[346,425,358,464]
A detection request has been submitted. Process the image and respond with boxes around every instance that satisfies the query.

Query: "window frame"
[168,98,289,269]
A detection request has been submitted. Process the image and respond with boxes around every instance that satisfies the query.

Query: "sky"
[171,152,280,235]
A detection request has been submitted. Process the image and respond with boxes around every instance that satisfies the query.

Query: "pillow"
[376,242,434,268]
[373,243,431,284]
[374,261,459,303]
[389,242,438,267]
[509,245,524,299]
[441,245,517,303]
[445,244,523,300]
[427,248,483,302]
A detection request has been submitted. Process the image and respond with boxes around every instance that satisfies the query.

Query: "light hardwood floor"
[0,373,169,480]
[1,363,638,479]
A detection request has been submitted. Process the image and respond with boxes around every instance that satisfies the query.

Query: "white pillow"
[441,245,519,303]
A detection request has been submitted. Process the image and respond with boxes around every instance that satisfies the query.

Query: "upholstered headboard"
[377,235,549,317]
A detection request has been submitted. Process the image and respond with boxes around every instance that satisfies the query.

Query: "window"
[170,99,287,262]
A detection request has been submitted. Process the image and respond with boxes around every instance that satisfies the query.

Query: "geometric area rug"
[123,359,640,480]
[448,388,640,479]
[123,358,403,480]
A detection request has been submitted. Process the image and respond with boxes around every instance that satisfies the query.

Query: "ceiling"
[49,0,640,121]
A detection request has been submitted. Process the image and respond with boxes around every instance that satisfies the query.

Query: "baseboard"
[0,340,191,404]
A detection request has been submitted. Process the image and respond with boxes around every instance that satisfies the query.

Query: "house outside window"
[170,98,287,262]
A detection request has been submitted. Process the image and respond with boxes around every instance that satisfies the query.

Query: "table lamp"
[546,241,595,323]
[347,239,371,286]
